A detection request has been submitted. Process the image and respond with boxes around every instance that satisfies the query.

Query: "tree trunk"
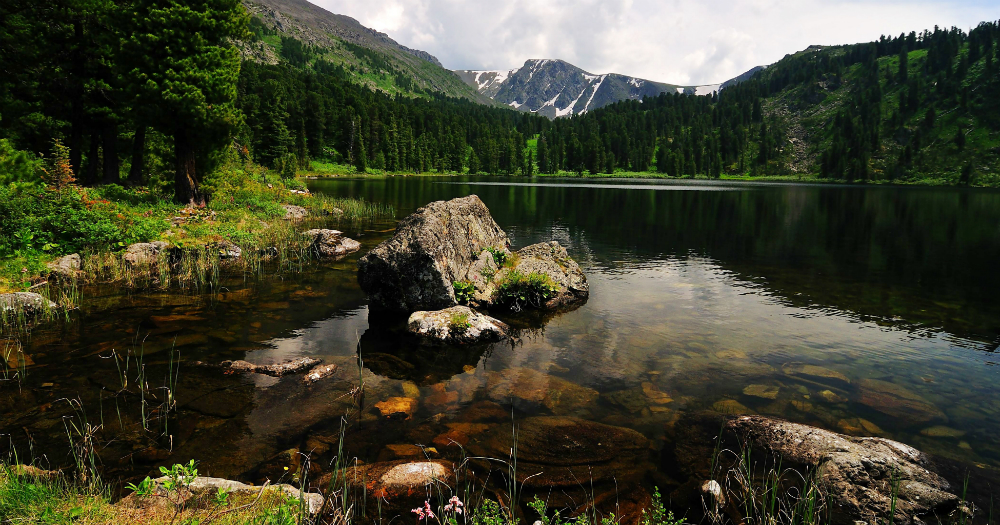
[174,130,203,206]
[85,130,100,185]
[102,122,119,185]
[69,110,83,178]
[128,125,146,185]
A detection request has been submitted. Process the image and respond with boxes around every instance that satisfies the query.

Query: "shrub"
[493,270,558,311]
[453,280,475,304]
[0,139,42,187]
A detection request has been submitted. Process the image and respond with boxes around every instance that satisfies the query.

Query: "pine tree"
[354,133,367,172]
[123,0,248,204]
[897,46,909,83]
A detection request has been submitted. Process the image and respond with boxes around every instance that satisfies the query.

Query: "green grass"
[0,153,394,327]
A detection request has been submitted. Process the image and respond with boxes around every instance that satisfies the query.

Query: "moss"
[448,311,471,332]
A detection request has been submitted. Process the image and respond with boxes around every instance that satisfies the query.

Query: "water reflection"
[2,176,1000,513]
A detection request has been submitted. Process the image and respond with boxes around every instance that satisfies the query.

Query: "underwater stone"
[857,379,946,424]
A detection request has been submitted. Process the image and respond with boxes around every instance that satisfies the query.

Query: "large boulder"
[304,229,361,259]
[724,415,960,525]
[0,292,57,317]
[46,254,81,279]
[407,306,510,345]
[358,196,509,311]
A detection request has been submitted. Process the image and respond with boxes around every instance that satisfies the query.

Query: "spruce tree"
[123,0,248,204]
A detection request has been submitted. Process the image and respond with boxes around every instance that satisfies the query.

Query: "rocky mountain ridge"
[456,59,757,118]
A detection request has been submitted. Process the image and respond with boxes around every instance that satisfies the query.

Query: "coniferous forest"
[2,0,999,204]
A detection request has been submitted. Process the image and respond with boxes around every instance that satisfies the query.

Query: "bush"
[0,139,42,187]
[493,270,558,311]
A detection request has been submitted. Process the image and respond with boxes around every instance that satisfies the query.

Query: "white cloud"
[307,0,998,85]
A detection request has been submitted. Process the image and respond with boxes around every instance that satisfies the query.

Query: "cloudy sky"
[307,0,996,85]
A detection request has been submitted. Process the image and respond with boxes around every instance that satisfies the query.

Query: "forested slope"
[536,23,1000,184]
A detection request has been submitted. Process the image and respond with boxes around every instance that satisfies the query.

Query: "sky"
[306,0,997,86]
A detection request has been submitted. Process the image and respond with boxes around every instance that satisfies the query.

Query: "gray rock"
[485,241,589,309]
[407,306,510,344]
[725,415,959,525]
[0,292,58,317]
[152,476,324,515]
[46,254,81,279]
[213,240,242,260]
[282,204,309,220]
[358,195,509,312]
[201,357,323,377]
[122,241,168,267]
[303,229,361,259]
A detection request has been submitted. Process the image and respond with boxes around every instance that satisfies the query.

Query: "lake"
[3,176,1000,513]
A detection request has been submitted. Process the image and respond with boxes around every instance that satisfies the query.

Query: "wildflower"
[412,507,426,520]
[424,500,436,519]
[446,496,464,514]
[21,268,27,273]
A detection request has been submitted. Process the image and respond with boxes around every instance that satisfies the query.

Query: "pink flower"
[424,501,436,519]
[448,496,464,514]
[412,508,426,520]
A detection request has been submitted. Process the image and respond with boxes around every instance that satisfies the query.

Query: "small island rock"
[407,306,510,344]
[303,229,361,259]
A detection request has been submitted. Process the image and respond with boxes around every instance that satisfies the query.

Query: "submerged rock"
[303,364,339,384]
[336,460,453,516]
[304,229,361,259]
[407,306,510,344]
[725,415,959,525]
[0,292,58,317]
[486,367,598,414]
[857,379,946,424]
[358,195,509,312]
[781,362,851,387]
[122,241,169,267]
[198,357,322,377]
[374,397,418,420]
[46,253,81,279]
[465,416,650,487]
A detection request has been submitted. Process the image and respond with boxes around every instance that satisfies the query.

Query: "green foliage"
[494,270,559,311]
[641,487,685,525]
[453,280,476,304]
[126,476,155,497]
[448,311,471,332]
[471,499,512,525]
[159,460,198,494]
[0,139,42,187]
[0,185,168,259]
[485,246,509,267]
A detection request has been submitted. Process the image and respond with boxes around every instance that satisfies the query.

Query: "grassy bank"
[0,153,394,331]
[302,162,999,187]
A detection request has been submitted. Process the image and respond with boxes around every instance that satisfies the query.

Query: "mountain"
[456,59,687,118]
[456,59,759,118]
[242,0,488,101]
